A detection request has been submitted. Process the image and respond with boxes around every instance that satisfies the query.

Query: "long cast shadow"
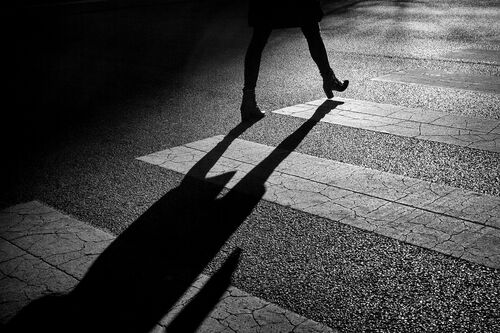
[6,100,342,333]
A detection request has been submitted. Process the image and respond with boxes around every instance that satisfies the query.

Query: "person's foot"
[240,91,265,122]
[322,69,349,99]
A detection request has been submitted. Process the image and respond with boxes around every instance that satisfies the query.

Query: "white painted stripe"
[272,98,500,153]
[157,274,336,333]
[138,136,500,268]
[0,201,335,332]
[372,69,500,94]
[439,49,500,64]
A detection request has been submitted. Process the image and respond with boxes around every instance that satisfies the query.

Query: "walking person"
[241,0,349,122]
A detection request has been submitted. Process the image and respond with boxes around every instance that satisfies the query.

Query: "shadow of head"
[4,101,342,333]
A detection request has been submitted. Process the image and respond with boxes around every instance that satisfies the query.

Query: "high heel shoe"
[240,89,265,122]
[322,69,349,99]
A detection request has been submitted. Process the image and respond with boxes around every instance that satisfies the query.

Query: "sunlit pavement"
[2,0,500,332]
[1,201,336,332]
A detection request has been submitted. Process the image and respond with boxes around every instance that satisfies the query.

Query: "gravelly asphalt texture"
[205,198,500,333]
[3,0,500,332]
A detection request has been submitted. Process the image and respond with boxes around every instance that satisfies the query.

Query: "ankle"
[243,87,256,95]
[320,68,334,79]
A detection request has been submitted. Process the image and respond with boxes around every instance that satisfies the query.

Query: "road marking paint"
[372,69,500,94]
[272,98,500,153]
[0,201,336,332]
[138,136,500,268]
[440,49,500,64]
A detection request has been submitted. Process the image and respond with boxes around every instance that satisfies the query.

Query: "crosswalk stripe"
[0,201,336,332]
[439,49,500,64]
[138,136,500,269]
[371,69,500,94]
[272,98,500,153]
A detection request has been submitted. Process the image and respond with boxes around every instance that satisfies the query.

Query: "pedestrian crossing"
[272,97,500,153]
[138,125,500,269]
[4,0,500,330]
[2,96,499,332]
[0,201,336,333]
[372,69,500,94]
[135,97,500,273]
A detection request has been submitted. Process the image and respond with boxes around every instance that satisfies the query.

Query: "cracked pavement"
[273,98,500,153]
[138,135,500,269]
[3,0,500,331]
[372,69,500,95]
[0,201,335,332]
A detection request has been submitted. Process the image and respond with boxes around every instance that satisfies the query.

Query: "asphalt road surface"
[3,0,500,332]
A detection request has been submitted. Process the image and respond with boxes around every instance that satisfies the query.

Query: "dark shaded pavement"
[2,0,499,331]
[6,101,339,332]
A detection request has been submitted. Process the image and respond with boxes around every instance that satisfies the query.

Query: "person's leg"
[301,23,348,98]
[241,26,272,121]
[243,27,272,93]
[300,23,330,76]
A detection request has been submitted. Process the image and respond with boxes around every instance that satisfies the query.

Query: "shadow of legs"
[5,102,342,333]
[167,248,242,333]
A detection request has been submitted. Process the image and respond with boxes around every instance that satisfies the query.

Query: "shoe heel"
[339,80,349,92]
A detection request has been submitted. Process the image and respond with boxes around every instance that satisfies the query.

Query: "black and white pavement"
[1,0,499,332]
